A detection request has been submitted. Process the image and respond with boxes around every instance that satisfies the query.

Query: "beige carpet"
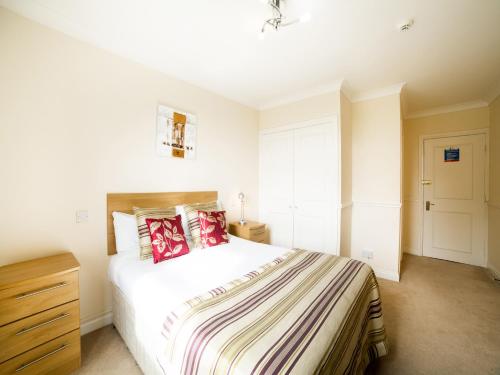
[76,255,500,375]
[367,255,500,375]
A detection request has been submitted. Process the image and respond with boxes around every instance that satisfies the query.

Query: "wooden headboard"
[106,191,217,255]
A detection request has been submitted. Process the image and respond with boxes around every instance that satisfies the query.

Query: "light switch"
[76,210,88,223]
[362,250,374,259]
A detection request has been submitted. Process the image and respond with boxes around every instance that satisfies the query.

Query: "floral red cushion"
[198,210,229,248]
[145,215,190,263]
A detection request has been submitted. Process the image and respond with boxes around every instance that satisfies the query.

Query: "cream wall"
[488,95,500,278]
[340,91,353,257]
[258,92,340,130]
[402,107,490,255]
[0,8,259,327]
[351,94,402,281]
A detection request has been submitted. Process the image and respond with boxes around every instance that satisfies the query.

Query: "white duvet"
[108,235,289,371]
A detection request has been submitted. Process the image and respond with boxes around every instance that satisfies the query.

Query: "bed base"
[111,284,164,375]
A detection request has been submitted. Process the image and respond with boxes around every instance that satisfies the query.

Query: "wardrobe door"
[293,122,338,254]
[259,131,294,248]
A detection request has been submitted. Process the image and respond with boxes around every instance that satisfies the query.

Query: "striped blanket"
[162,250,388,375]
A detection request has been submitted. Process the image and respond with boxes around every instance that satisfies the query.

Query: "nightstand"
[228,221,269,244]
[0,252,81,374]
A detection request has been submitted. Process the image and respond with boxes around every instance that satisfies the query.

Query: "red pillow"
[198,210,229,248]
[145,215,190,263]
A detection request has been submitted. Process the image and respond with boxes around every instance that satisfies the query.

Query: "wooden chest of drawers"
[0,253,81,374]
[228,221,269,244]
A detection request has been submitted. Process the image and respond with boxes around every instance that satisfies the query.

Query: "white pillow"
[175,205,192,242]
[175,200,223,244]
[112,212,140,254]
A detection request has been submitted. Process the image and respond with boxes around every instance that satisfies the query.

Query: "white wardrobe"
[259,118,340,255]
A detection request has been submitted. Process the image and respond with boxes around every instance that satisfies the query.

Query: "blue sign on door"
[444,148,460,162]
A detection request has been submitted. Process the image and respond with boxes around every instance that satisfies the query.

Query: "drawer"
[248,225,266,237]
[250,232,267,243]
[0,329,80,375]
[0,300,80,363]
[0,272,79,326]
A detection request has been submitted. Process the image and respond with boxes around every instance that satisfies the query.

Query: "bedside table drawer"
[0,271,79,326]
[250,232,267,243]
[0,329,80,375]
[0,300,80,363]
[248,225,266,237]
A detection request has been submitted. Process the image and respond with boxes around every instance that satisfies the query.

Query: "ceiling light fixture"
[260,0,311,39]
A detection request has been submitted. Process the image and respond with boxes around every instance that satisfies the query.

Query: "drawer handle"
[16,313,70,336]
[15,282,68,300]
[15,344,67,372]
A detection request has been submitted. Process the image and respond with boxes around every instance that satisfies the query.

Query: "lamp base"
[239,219,247,225]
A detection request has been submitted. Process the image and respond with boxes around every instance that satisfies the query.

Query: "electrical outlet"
[76,210,88,223]
[362,250,374,259]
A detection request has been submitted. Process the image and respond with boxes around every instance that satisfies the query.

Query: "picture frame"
[156,104,197,159]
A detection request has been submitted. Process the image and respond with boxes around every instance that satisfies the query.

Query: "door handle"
[425,201,435,211]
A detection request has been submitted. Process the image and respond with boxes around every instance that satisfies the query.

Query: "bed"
[107,192,388,375]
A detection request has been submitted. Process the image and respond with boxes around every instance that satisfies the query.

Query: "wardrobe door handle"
[15,345,67,372]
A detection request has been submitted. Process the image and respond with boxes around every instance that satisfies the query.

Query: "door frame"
[418,128,489,264]
[259,116,341,254]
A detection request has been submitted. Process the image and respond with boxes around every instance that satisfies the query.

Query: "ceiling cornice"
[405,100,488,120]
[339,80,355,103]
[484,79,500,104]
[350,82,406,103]
[258,80,408,110]
[258,80,343,110]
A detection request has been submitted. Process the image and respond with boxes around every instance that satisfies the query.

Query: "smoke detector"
[398,19,414,32]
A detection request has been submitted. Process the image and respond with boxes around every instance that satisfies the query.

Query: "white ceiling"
[2,0,500,114]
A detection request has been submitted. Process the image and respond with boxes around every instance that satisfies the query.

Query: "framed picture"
[156,105,197,159]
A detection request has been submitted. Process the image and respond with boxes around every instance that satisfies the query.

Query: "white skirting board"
[80,311,113,336]
[403,247,421,256]
[373,269,400,282]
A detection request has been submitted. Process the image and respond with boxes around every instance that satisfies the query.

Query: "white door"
[422,134,486,266]
[260,130,294,248]
[293,124,338,254]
